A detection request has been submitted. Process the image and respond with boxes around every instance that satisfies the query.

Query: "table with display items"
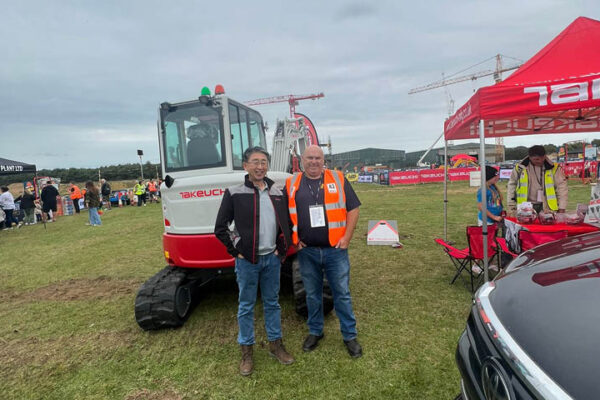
[504,216,600,253]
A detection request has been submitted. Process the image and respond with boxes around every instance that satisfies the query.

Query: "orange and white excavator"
[134,85,332,330]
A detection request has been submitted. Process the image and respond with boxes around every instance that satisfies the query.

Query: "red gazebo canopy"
[444,16,600,141]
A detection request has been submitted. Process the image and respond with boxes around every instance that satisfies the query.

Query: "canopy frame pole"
[444,139,448,241]
[479,119,489,283]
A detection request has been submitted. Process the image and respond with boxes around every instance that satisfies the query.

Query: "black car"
[456,232,600,399]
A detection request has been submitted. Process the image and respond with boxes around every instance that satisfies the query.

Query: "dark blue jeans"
[235,253,282,345]
[298,247,357,341]
[2,208,15,228]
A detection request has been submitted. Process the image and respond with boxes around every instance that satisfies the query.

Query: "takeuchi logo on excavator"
[179,188,225,199]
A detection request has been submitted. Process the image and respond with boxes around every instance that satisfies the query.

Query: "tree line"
[504,139,600,161]
[3,139,600,186]
[0,162,161,186]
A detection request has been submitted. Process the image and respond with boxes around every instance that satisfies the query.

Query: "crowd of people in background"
[0,178,161,231]
[133,179,161,207]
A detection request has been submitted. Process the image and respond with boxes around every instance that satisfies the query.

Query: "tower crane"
[409,54,523,166]
[245,92,326,172]
[245,93,324,118]
[408,54,521,94]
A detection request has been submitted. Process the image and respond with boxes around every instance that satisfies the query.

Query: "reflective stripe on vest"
[515,164,558,211]
[545,165,559,210]
[286,170,347,246]
[516,166,528,203]
[286,173,302,245]
[324,170,347,245]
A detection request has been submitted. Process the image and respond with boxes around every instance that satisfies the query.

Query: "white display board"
[469,171,481,187]
[367,220,399,245]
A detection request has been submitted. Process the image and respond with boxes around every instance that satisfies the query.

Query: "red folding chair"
[519,230,568,252]
[434,238,471,288]
[466,225,500,292]
[495,235,519,261]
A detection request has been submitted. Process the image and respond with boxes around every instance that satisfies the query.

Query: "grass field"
[0,180,592,400]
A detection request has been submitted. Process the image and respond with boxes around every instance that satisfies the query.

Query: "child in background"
[474,166,505,274]
[477,166,504,226]
[34,200,42,223]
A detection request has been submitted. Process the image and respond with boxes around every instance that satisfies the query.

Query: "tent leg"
[444,140,448,241]
[479,120,489,283]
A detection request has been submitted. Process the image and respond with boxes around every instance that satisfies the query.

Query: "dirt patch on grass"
[2,276,141,303]
[0,331,137,373]
[126,389,182,400]
[32,276,140,301]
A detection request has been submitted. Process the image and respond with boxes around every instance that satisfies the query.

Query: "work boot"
[302,334,324,352]
[239,345,253,376]
[344,339,363,358]
[269,339,295,365]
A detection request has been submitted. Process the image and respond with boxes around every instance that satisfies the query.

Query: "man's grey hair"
[243,146,271,163]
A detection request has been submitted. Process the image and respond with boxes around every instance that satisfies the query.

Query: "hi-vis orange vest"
[148,182,157,192]
[286,169,347,246]
[70,185,82,200]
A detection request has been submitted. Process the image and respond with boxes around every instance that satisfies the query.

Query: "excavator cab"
[156,89,279,238]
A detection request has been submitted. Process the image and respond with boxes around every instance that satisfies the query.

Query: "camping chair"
[466,225,500,292]
[494,235,519,266]
[518,230,569,252]
[434,238,471,288]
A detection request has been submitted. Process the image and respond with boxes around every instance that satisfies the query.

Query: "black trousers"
[2,208,15,228]
[73,198,80,213]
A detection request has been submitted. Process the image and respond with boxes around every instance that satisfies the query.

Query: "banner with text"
[389,168,478,185]
[563,161,597,177]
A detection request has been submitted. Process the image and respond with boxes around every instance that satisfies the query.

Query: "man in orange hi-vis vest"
[285,145,362,358]
[69,183,83,214]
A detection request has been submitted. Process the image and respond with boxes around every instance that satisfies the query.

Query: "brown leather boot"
[239,345,253,376]
[269,339,295,365]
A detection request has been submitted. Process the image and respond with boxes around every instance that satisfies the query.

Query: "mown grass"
[0,180,592,399]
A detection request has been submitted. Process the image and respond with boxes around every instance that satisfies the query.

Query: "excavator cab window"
[248,110,265,148]
[161,103,226,172]
[229,104,243,169]
[229,104,266,170]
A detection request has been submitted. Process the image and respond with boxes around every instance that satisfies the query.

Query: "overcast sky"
[2,1,600,169]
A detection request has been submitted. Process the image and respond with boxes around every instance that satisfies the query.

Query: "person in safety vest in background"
[285,145,363,358]
[147,180,158,203]
[134,180,146,207]
[69,182,83,214]
[507,145,568,216]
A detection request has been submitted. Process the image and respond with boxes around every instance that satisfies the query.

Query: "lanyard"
[306,177,322,205]
[532,165,544,187]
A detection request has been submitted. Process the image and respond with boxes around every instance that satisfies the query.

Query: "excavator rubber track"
[134,266,195,331]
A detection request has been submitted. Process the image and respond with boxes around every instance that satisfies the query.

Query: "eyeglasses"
[247,160,268,167]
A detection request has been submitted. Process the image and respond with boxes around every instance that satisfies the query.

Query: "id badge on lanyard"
[309,205,326,228]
